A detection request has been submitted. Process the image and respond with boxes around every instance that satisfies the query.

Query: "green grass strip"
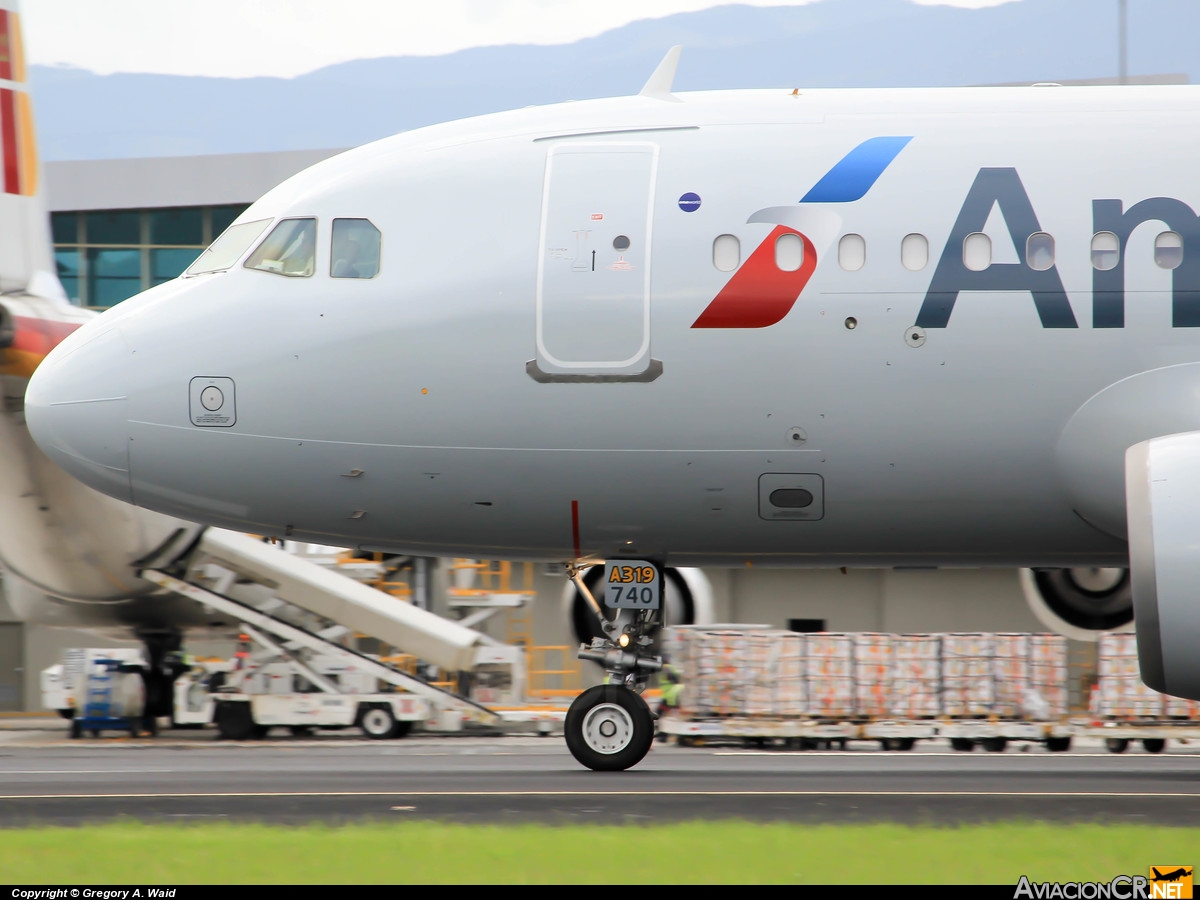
[1,821,1196,884]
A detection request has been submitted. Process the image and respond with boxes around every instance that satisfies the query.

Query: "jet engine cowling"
[1019,567,1134,641]
[1125,432,1200,700]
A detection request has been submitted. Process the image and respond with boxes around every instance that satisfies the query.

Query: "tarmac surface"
[1,720,1198,826]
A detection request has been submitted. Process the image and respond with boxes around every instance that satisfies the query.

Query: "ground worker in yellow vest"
[656,663,683,742]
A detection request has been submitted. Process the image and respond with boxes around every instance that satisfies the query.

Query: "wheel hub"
[581,702,634,754]
[364,710,389,732]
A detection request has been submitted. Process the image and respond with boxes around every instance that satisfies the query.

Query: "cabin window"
[1026,232,1055,271]
[838,234,865,271]
[901,233,928,271]
[1091,232,1119,270]
[712,234,740,272]
[186,218,271,275]
[245,218,316,277]
[963,232,991,271]
[775,232,804,272]
[1155,231,1183,270]
[331,218,382,279]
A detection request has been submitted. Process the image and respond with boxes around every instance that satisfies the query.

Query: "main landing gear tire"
[565,684,655,772]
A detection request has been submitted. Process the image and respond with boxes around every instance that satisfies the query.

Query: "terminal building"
[0,148,1108,712]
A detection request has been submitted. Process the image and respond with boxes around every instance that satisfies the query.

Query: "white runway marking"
[712,751,1200,758]
[1,789,1197,800]
[0,769,179,775]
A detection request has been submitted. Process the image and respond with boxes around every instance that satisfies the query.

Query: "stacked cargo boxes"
[942,633,996,717]
[1029,634,1069,720]
[775,631,807,716]
[1093,632,1168,718]
[807,633,855,717]
[853,633,892,717]
[743,631,782,716]
[1091,632,1200,718]
[1164,696,1200,718]
[992,634,1027,718]
[672,626,778,717]
[989,633,1070,719]
[665,628,1074,721]
[891,634,941,718]
[678,629,746,716]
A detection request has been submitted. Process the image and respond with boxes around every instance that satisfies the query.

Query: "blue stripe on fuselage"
[800,136,913,203]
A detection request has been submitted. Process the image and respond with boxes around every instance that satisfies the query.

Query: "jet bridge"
[143,528,508,724]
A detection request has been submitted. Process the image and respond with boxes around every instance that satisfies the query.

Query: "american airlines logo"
[693,136,911,328]
[695,135,1200,330]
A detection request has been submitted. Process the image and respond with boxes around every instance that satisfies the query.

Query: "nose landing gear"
[563,561,664,771]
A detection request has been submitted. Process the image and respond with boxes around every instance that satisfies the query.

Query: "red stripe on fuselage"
[691,226,817,329]
[0,87,17,195]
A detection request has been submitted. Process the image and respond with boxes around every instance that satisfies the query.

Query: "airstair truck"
[141,528,506,738]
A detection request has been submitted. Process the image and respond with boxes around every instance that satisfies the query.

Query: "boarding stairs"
[143,528,506,724]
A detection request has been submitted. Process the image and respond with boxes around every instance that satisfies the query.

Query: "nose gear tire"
[565,684,654,771]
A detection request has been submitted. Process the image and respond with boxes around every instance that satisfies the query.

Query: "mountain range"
[28,0,1196,161]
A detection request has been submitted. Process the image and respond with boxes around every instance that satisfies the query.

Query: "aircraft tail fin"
[0,2,61,300]
[0,3,89,383]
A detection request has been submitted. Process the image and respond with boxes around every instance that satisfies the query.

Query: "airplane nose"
[25,324,134,503]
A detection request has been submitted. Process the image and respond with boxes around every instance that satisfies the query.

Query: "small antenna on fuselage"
[640,45,683,102]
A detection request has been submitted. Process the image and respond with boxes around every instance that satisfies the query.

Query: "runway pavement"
[1,725,1198,826]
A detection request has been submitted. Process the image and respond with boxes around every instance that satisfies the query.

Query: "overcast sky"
[20,0,1020,79]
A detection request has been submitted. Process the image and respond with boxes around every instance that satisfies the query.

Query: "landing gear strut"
[564,561,664,771]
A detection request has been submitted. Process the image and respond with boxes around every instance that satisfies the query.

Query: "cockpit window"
[185,218,271,276]
[245,218,317,277]
[330,218,381,279]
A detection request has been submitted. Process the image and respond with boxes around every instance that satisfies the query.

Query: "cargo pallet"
[659,715,1075,751]
[1080,719,1200,753]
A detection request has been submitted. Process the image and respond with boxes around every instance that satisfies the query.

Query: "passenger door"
[533,143,660,381]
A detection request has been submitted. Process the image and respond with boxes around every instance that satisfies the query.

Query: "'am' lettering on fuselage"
[912,167,1200,330]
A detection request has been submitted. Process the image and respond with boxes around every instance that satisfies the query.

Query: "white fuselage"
[26,86,1200,568]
